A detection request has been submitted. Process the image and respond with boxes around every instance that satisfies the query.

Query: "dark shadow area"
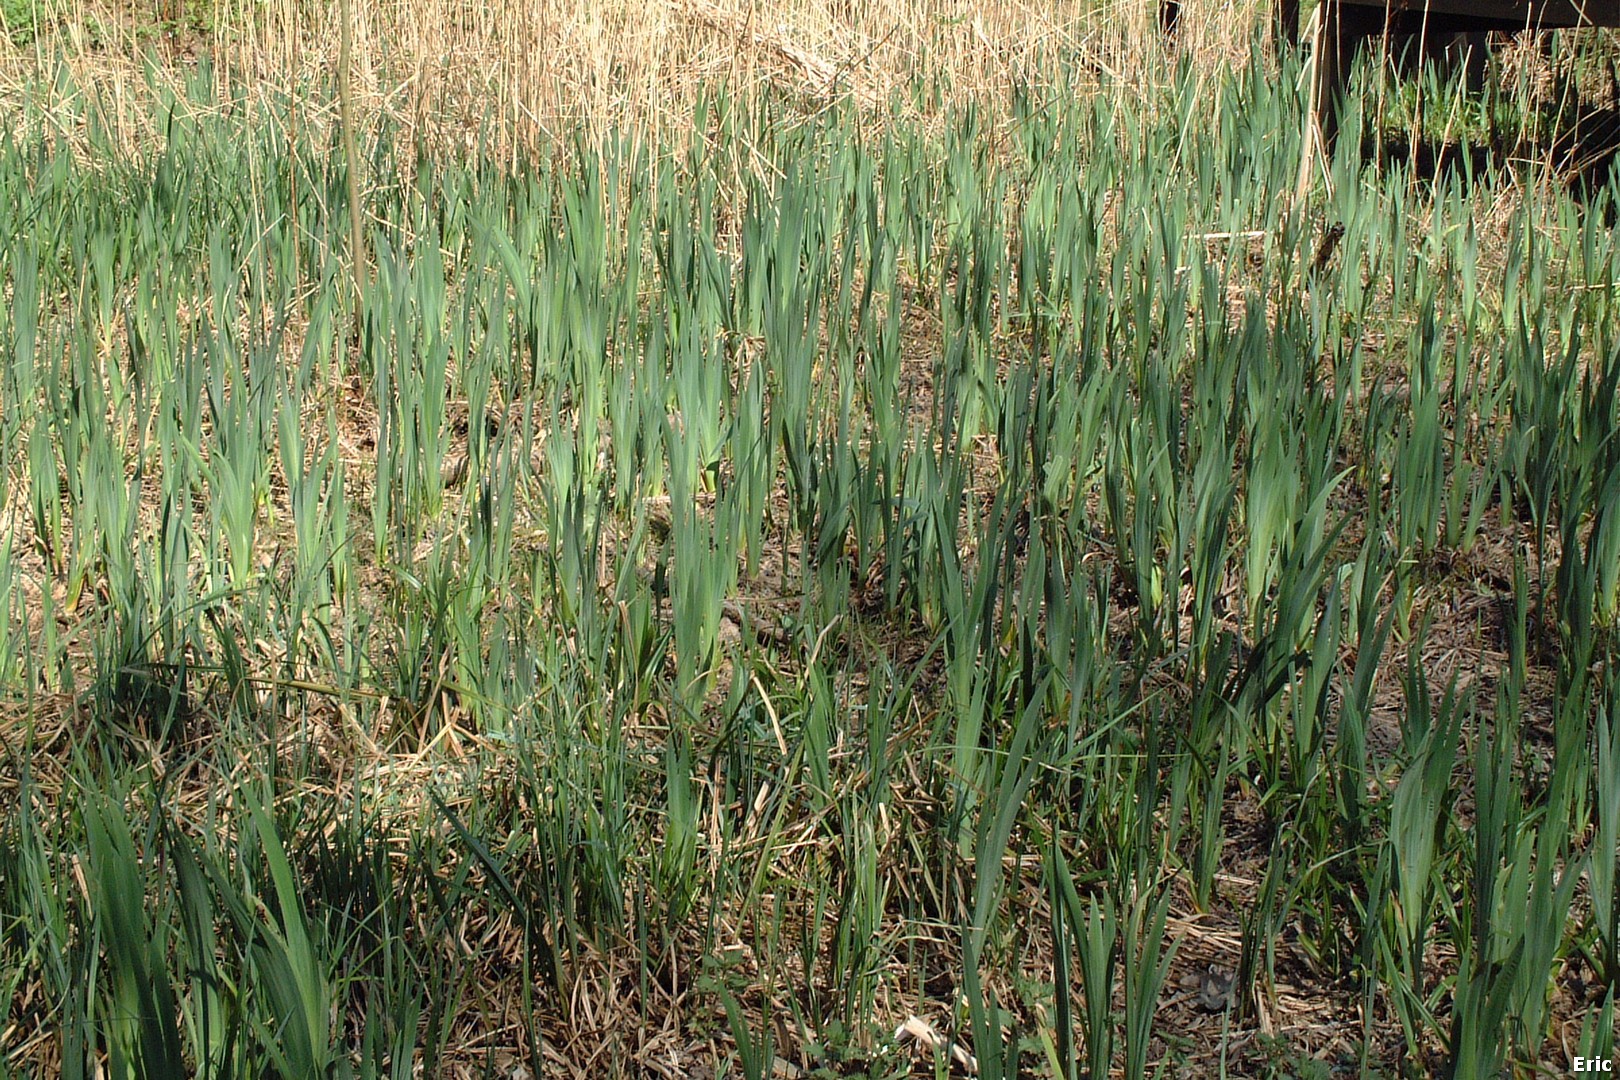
[1366,132,1494,183]
[1363,103,1620,209]
[1552,103,1620,199]
[1295,2,1620,203]
[1338,21,1620,208]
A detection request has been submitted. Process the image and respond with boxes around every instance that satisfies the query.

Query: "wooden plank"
[1335,0,1620,28]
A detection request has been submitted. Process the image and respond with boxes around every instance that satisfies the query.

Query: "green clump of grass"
[0,0,53,43]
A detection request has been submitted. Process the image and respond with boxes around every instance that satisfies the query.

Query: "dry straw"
[1,0,1276,154]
